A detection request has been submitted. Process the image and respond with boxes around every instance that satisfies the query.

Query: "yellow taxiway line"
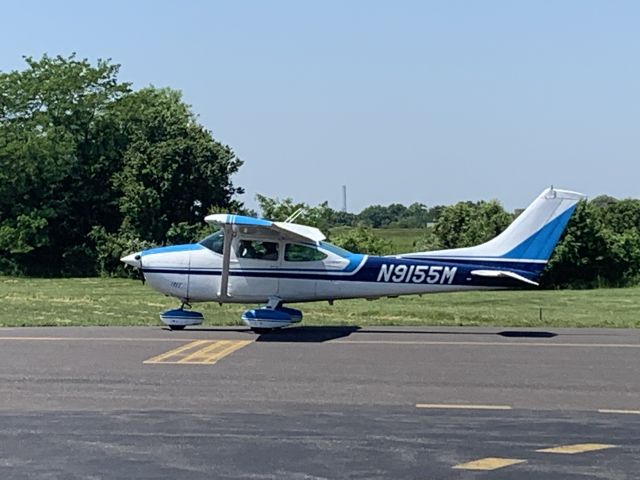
[331,340,640,348]
[0,336,202,343]
[0,336,638,349]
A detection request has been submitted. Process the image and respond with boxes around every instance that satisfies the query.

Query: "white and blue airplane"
[121,187,584,332]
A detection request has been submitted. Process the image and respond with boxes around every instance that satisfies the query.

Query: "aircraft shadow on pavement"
[254,326,558,343]
[256,326,361,343]
[497,331,557,338]
[163,326,557,342]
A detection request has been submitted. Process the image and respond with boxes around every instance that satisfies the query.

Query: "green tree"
[112,87,243,243]
[255,195,334,232]
[0,54,130,275]
[331,226,393,255]
[434,200,513,249]
[542,201,611,287]
[0,54,244,276]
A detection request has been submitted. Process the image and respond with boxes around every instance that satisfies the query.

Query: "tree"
[330,226,393,255]
[0,54,130,275]
[0,54,244,276]
[112,87,243,243]
[255,195,334,232]
[358,204,402,228]
[434,200,513,249]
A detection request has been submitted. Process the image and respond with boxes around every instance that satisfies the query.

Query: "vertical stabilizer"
[408,187,585,262]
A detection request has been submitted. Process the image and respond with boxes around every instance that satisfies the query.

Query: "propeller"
[136,254,145,285]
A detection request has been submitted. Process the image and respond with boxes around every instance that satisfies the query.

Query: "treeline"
[2,55,638,289]
[255,194,442,230]
[0,55,243,276]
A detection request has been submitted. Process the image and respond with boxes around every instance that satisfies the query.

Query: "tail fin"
[411,187,585,262]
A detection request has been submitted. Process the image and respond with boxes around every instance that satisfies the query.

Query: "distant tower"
[341,185,347,212]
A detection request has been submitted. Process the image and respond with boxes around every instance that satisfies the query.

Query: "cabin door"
[227,237,281,299]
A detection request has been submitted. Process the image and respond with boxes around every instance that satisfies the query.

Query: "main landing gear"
[159,297,302,333]
[241,297,303,333]
[160,303,204,330]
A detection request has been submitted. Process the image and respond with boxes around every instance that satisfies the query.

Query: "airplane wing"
[204,214,326,243]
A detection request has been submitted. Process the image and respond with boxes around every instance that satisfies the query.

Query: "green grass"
[1,276,639,328]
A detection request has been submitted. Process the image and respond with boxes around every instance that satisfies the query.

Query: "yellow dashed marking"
[453,457,526,471]
[416,403,512,410]
[177,340,252,364]
[144,340,251,365]
[536,443,617,454]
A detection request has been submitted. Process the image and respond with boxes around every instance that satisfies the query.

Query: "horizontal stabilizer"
[470,269,539,286]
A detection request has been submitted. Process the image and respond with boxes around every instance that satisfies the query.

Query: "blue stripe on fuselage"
[140,244,205,256]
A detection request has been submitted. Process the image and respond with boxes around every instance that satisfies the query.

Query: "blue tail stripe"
[502,205,576,261]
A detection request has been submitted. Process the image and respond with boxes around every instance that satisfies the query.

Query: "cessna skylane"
[121,187,584,332]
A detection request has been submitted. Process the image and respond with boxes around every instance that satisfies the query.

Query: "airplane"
[121,187,584,332]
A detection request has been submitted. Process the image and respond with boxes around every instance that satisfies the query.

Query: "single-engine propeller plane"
[121,187,584,332]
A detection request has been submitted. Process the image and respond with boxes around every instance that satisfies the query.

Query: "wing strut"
[218,223,234,299]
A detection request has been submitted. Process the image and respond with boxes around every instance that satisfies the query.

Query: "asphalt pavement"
[0,326,638,479]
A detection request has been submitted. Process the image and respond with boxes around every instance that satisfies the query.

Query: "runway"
[0,326,638,479]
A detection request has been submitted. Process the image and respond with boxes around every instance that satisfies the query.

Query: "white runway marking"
[416,403,512,410]
[598,409,640,415]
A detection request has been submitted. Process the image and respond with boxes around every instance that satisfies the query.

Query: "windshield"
[318,241,353,258]
[199,230,224,254]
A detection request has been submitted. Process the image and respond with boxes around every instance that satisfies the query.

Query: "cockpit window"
[285,244,327,262]
[199,230,224,254]
[318,241,352,258]
[236,240,280,261]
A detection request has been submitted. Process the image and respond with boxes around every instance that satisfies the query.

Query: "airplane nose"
[121,252,142,268]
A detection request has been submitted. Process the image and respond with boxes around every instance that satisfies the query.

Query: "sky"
[1,0,638,212]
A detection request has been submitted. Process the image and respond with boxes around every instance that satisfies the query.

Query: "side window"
[236,240,279,261]
[285,244,327,262]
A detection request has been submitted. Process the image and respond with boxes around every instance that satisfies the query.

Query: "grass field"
[1,276,638,328]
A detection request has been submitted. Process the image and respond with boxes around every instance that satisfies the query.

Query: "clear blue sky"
[2,0,638,212]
